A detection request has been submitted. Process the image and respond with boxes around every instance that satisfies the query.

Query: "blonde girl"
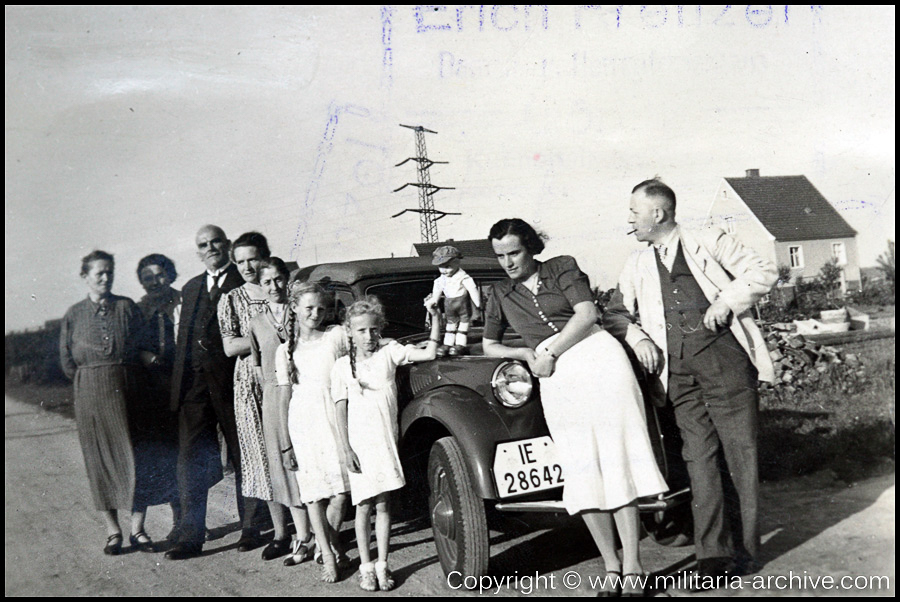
[276,281,351,581]
[332,297,441,591]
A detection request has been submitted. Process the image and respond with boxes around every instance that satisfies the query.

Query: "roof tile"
[725,175,856,241]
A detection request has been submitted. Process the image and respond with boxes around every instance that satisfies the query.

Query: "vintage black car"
[296,256,692,580]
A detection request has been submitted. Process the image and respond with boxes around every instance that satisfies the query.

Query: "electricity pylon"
[392,124,458,243]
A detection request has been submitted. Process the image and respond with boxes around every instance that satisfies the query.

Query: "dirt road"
[5,394,894,597]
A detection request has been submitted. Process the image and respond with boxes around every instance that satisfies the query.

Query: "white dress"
[330,340,412,505]
[275,326,351,504]
[537,328,668,513]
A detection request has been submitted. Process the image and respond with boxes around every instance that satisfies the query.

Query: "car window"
[317,282,353,327]
[365,280,434,339]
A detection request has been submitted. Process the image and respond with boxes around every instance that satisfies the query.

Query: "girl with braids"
[249,259,313,565]
[275,281,351,581]
[332,296,441,591]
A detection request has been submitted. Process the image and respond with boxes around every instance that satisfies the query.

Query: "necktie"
[209,274,220,300]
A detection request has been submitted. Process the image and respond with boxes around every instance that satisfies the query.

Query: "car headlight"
[491,361,534,408]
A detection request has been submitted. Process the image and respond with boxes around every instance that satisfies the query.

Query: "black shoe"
[103,533,123,556]
[261,537,292,561]
[435,344,450,358]
[448,345,468,356]
[165,543,203,560]
[129,530,155,552]
[236,529,262,552]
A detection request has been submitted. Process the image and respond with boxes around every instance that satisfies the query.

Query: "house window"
[832,242,847,265]
[724,216,736,235]
[789,245,804,269]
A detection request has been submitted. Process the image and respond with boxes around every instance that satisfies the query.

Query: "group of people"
[60,178,778,595]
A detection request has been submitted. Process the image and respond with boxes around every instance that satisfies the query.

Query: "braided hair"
[342,296,387,380]
[285,280,331,383]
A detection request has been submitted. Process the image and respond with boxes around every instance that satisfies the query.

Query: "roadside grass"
[758,337,895,481]
[4,379,74,419]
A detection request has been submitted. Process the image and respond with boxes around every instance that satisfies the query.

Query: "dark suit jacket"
[170,264,243,411]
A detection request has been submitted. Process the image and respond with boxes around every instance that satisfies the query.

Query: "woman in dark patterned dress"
[219,232,278,554]
[133,254,182,543]
[60,250,159,555]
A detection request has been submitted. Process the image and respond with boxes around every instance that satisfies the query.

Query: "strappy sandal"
[597,569,621,597]
[129,530,154,552]
[104,533,123,556]
[375,560,395,591]
[283,535,315,566]
[320,552,339,583]
[358,562,377,591]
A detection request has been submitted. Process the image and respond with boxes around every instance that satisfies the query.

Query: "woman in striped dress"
[60,250,158,555]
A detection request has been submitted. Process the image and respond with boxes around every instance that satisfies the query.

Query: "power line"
[391,124,459,243]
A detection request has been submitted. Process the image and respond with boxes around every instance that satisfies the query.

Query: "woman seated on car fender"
[482,218,668,594]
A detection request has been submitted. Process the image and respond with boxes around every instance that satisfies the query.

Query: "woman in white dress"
[482,218,668,596]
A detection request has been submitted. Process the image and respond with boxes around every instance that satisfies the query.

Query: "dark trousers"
[176,367,244,546]
[667,331,760,561]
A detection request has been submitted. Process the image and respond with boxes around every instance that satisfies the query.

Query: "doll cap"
[432,245,462,266]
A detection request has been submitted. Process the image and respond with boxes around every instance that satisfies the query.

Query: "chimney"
[746,169,760,178]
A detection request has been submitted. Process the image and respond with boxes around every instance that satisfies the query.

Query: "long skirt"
[261,381,304,507]
[536,328,668,514]
[73,365,136,510]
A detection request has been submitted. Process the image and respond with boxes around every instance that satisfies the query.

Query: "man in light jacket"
[603,179,777,579]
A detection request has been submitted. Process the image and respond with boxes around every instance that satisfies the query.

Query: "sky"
[5,5,895,333]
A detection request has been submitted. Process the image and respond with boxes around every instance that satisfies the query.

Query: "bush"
[850,277,895,307]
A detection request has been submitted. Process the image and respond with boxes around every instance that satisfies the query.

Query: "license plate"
[493,436,564,498]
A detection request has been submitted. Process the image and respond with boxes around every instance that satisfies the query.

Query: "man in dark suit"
[166,225,245,560]
[603,180,777,579]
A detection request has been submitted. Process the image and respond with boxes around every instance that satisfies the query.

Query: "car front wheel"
[428,436,489,583]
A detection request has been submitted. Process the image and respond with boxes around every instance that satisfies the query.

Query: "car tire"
[427,436,489,583]
[642,501,694,547]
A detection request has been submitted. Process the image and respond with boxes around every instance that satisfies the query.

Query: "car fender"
[401,385,512,500]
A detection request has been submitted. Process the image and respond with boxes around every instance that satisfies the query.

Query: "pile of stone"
[761,326,864,395]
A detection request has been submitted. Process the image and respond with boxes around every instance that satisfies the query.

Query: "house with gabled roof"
[705,169,861,290]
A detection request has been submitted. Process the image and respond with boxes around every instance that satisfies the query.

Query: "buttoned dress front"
[484,256,667,514]
[60,295,148,510]
[249,306,304,507]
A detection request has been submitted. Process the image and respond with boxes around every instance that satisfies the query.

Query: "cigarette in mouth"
[626,229,637,235]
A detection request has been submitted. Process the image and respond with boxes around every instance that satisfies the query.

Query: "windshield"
[364,277,503,339]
